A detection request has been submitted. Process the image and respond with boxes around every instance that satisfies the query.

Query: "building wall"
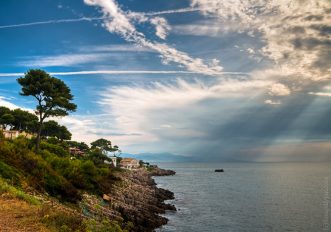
[1,130,34,139]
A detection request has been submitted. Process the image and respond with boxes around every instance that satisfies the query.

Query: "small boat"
[215,169,224,172]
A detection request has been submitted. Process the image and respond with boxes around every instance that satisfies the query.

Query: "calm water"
[154,162,331,232]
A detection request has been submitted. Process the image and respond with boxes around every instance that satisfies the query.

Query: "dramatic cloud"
[2,0,330,161]
[94,78,331,160]
[83,0,224,75]
[191,0,331,90]
[97,78,274,153]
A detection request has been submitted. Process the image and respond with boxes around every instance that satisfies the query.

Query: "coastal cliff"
[0,136,177,231]
[0,166,176,232]
[110,168,176,231]
[80,167,176,232]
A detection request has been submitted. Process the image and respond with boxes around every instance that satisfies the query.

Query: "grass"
[0,177,40,205]
[0,197,50,232]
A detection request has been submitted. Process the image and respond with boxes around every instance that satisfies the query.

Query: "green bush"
[0,160,21,184]
[84,219,126,232]
[0,138,80,202]
[42,211,86,232]
[0,136,120,203]
[40,141,69,157]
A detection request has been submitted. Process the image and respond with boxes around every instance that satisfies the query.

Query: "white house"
[110,156,117,167]
[104,156,117,167]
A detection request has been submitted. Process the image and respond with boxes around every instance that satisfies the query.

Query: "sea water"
[154,162,331,232]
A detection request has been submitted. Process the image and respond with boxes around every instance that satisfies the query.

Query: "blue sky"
[0,0,330,162]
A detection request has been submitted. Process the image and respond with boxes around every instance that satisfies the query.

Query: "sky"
[0,0,330,162]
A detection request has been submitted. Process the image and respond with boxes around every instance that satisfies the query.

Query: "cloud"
[18,53,112,67]
[264,99,281,105]
[97,78,273,152]
[191,0,331,81]
[0,97,23,109]
[172,20,254,37]
[269,83,291,96]
[172,23,220,37]
[83,0,224,76]
[0,95,130,146]
[93,77,331,160]
[308,92,331,97]
[247,48,255,54]
[247,140,331,162]
[150,17,171,40]
[79,44,154,53]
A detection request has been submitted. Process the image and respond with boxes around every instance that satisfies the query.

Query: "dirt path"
[0,198,50,232]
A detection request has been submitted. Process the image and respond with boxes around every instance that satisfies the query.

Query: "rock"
[108,168,176,232]
[149,167,176,176]
[215,169,224,172]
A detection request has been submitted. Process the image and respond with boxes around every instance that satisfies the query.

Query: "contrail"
[0,7,205,29]
[144,7,202,16]
[0,70,249,77]
[0,16,108,29]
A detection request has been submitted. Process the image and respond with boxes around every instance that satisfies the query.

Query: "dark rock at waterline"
[215,169,224,172]
[150,168,176,176]
[108,168,176,232]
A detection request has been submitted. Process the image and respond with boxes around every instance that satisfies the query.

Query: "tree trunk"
[35,122,42,153]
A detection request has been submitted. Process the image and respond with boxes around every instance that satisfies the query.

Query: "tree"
[0,113,14,130]
[0,107,11,129]
[58,125,71,141]
[17,69,77,152]
[12,109,38,131]
[42,120,72,141]
[0,106,10,117]
[91,138,114,154]
[87,149,111,166]
[67,141,89,152]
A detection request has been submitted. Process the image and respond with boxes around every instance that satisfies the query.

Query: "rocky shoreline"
[102,167,176,231]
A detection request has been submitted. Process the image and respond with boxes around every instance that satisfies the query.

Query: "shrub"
[0,136,119,203]
[0,138,80,202]
[0,160,21,184]
[40,141,69,157]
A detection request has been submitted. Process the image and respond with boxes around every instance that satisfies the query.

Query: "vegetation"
[0,176,129,232]
[0,69,130,231]
[91,138,119,154]
[0,106,38,132]
[17,69,77,152]
[41,120,72,141]
[0,177,40,205]
[0,136,121,201]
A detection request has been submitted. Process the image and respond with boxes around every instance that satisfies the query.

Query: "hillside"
[0,135,175,231]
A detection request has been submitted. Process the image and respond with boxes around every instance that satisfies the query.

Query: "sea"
[154,162,331,232]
